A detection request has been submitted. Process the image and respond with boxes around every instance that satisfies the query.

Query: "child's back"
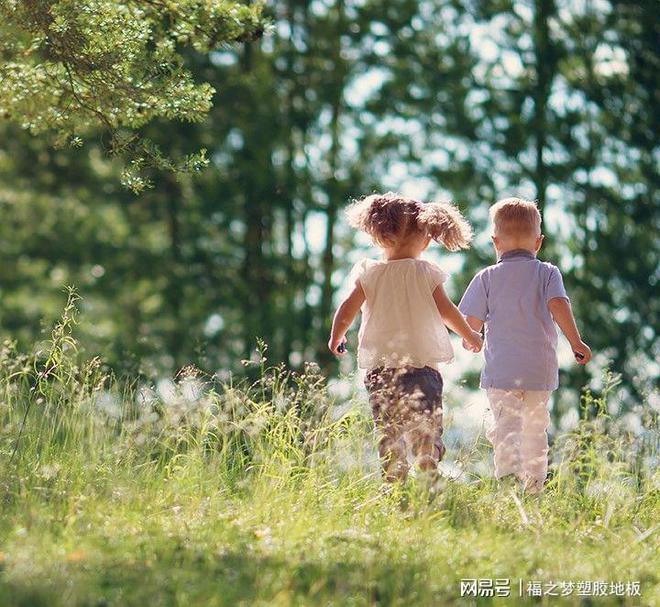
[460,249,568,390]
[352,257,454,370]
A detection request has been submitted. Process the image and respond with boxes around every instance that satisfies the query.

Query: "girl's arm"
[463,316,485,353]
[433,285,482,352]
[465,316,484,332]
[328,283,366,355]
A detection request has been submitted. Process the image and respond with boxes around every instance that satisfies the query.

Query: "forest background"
[1,0,657,426]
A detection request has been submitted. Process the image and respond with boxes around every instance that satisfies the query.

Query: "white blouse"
[349,257,454,371]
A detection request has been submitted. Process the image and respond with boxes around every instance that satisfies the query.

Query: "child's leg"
[485,389,524,480]
[365,367,410,482]
[408,408,445,472]
[399,367,445,473]
[519,390,552,492]
[377,423,408,482]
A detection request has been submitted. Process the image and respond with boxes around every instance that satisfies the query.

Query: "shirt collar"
[498,249,536,262]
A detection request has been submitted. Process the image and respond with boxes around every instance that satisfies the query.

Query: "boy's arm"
[328,283,366,355]
[547,297,591,365]
[433,285,482,352]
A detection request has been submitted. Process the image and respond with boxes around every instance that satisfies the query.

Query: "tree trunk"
[532,0,555,219]
[283,0,298,365]
[240,38,268,360]
[165,175,185,369]
[318,0,346,369]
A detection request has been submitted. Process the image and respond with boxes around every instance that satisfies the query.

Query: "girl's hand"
[571,340,592,365]
[462,330,483,353]
[328,336,347,356]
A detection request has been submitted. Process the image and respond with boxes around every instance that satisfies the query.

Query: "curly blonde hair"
[345,191,472,251]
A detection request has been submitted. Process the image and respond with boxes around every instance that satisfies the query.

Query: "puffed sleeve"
[545,265,569,302]
[458,271,488,321]
[347,258,370,288]
[424,261,448,292]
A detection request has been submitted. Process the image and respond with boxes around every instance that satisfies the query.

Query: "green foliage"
[0,0,266,190]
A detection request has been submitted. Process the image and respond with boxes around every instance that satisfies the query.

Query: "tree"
[0,0,266,191]
[453,0,657,402]
[553,0,659,404]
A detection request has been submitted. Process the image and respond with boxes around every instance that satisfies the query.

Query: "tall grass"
[0,293,658,606]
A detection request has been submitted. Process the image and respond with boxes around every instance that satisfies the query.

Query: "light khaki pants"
[486,388,552,491]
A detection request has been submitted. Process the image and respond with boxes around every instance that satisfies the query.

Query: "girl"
[328,192,482,482]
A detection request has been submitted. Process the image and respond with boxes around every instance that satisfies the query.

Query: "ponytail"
[416,202,473,251]
[346,192,472,251]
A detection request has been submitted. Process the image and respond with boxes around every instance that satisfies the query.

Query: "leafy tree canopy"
[0,0,266,191]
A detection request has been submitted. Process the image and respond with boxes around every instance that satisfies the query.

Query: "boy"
[459,198,591,493]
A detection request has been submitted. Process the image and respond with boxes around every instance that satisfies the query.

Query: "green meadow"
[1,302,657,607]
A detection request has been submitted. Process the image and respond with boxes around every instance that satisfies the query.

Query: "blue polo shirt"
[458,249,569,391]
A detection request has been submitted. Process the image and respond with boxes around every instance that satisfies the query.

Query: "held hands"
[571,340,592,365]
[462,330,483,353]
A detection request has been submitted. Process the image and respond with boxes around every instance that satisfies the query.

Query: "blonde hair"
[345,191,472,251]
[490,197,541,238]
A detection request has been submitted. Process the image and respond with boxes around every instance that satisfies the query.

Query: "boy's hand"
[462,330,483,353]
[328,336,347,356]
[571,340,592,365]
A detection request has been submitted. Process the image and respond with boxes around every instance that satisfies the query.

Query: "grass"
[0,297,658,606]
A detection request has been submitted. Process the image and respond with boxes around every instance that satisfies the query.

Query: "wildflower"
[66,550,86,563]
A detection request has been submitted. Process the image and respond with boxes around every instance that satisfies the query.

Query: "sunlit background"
[1,0,657,443]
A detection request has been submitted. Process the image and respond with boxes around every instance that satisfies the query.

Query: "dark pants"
[364,365,445,481]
